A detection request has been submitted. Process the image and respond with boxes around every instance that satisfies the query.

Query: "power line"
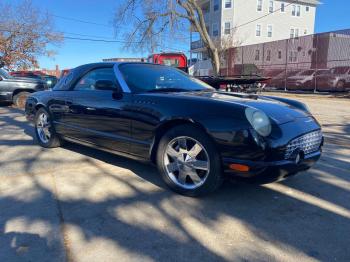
[63,36,141,43]
[52,14,112,28]
[0,28,140,43]
[52,13,191,39]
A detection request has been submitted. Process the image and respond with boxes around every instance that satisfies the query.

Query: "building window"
[295,28,299,37]
[255,50,260,61]
[292,5,296,16]
[212,23,219,37]
[278,50,282,59]
[290,28,299,38]
[256,24,261,36]
[266,50,271,61]
[257,0,263,11]
[304,29,308,35]
[267,25,273,37]
[213,0,219,11]
[225,0,232,8]
[224,22,231,35]
[281,2,285,12]
[297,5,301,16]
[269,0,274,13]
[306,6,310,12]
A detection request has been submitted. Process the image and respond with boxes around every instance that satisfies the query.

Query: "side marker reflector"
[229,164,250,172]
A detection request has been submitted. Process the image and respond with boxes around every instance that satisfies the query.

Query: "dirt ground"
[0,94,349,262]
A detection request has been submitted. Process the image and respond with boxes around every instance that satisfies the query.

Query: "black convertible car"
[25,62,323,196]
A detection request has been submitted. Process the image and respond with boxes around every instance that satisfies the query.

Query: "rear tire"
[13,92,30,109]
[156,124,223,197]
[34,108,62,148]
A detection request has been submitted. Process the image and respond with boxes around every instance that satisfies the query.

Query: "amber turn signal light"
[229,164,250,172]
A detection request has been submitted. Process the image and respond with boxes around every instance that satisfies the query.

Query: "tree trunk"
[210,48,220,76]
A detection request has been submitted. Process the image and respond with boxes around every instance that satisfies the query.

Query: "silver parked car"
[317,66,350,91]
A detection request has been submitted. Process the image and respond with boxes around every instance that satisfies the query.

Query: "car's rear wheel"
[13,91,30,109]
[35,108,62,148]
[156,125,223,196]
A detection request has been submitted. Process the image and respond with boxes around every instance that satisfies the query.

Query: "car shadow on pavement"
[0,106,350,261]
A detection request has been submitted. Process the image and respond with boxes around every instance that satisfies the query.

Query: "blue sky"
[27,0,350,69]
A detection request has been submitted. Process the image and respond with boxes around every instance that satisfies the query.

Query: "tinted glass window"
[53,71,74,91]
[331,67,350,74]
[119,64,213,93]
[300,70,314,76]
[74,67,118,91]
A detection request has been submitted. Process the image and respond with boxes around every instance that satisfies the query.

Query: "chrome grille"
[285,130,323,159]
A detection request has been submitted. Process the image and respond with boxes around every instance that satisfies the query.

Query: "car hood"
[8,77,44,84]
[151,91,311,125]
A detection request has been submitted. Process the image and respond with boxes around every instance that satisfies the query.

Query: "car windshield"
[299,70,314,76]
[0,68,12,79]
[331,67,350,74]
[119,64,214,93]
[317,70,330,75]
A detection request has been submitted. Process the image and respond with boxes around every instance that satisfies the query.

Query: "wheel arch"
[149,118,214,164]
[12,89,35,98]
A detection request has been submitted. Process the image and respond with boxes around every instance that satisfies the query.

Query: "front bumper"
[223,150,321,182]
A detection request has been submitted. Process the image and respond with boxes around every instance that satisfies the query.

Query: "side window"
[74,67,119,91]
[53,71,74,91]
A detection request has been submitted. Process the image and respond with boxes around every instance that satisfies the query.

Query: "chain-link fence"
[220,29,350,92]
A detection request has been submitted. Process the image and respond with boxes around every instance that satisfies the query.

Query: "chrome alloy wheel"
[36,112,51,144]
[163,136,210,190]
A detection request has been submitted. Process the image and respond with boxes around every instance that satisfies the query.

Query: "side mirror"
[95,80,116,90]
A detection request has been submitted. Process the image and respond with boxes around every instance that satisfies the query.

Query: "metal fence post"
[284,39,289,91]
[241,46,244,75]
[314,34,319,93]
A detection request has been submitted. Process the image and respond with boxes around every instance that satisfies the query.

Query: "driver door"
[63,66,132,153]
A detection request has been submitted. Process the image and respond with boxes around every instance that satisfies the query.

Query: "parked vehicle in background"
[269,70,301,89]
[40,75,58,89]
[286,69,330,91]
[317,66,350,91]
[10,71,58,89]
[25,62,323,196]
[147,52,188,72]
[10,71,43,79]
[0,68,47,108]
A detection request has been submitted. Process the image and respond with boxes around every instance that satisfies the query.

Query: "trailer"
[149,52,269,93]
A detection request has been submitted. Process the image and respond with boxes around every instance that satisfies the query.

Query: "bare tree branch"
[0,0,63,70]
[113,0,231,75]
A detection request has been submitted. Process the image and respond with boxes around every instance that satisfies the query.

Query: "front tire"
[34,108,62,148]
[156,125,223,197]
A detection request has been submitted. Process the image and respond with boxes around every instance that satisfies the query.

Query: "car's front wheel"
[34,108,62,148]
[156,125,223,196]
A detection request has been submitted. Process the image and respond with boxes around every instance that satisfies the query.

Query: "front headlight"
[245,108,272,137]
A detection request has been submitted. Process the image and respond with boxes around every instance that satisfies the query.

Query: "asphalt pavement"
[0,95,349,262]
